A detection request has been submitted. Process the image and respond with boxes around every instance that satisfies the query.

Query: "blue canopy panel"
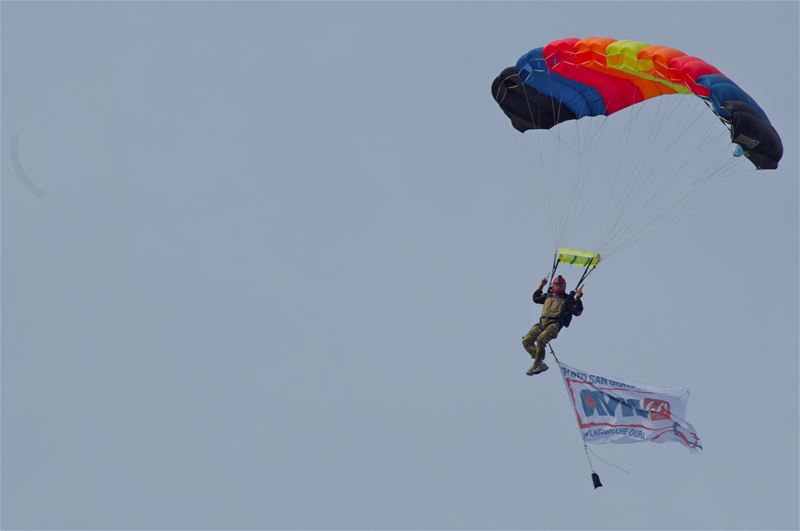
[515,48,607,120]
[697,74,770,123]
[694,75,781,169]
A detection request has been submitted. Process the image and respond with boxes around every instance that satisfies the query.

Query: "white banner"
[557,360,702,452]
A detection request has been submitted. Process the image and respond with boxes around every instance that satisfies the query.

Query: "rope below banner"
[549,344,603,489]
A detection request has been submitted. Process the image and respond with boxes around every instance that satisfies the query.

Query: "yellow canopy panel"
[557,248,601,268]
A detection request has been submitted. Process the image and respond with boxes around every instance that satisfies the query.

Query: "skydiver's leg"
[531,322,561,374]
[523,322,544,375]
[522,322,543,358]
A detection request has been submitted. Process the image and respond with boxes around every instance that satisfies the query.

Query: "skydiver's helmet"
[551,275,567,295]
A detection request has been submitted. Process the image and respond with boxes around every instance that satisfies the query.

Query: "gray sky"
[2,1,798,529]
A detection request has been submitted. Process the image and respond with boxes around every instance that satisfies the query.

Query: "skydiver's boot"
[527,347,546,376]
[524,340,539,375]
[531,362,549,374]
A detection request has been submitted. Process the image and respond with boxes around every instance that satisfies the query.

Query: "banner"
[557,360,702,452]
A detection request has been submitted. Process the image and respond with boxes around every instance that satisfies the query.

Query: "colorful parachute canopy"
[557,248,601,268]
[491,37,783,170]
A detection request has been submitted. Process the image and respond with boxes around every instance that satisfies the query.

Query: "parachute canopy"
[492,37,783,169]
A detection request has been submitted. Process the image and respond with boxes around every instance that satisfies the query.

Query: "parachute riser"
[549,251,560,285]
[550,250,596,292]
[575,264,596,291]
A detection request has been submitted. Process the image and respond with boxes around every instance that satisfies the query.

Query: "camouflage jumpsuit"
[522,289,583,364]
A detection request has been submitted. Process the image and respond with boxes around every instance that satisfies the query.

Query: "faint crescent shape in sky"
[10,132,46,197]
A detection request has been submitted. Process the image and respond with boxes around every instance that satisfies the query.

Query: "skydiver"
[521,275,584,375]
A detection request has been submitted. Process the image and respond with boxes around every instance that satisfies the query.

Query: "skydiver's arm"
[533,277,548,304]
[570,291,584,316]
